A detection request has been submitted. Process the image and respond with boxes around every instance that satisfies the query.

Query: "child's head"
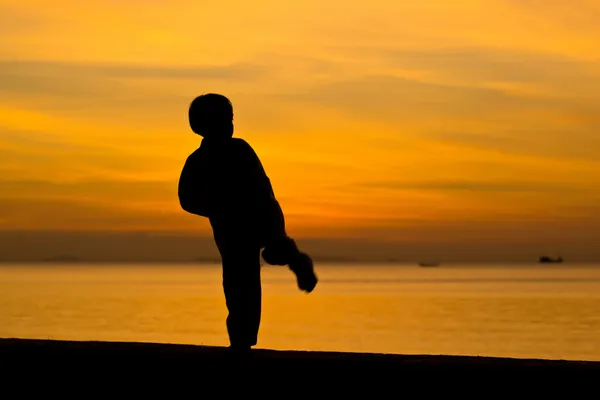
[188,94,234,139]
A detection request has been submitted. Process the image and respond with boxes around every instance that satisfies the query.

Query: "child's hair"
[188,93,234,138]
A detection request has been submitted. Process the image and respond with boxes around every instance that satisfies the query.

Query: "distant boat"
[538,255,563,263]
[418,262,440,267]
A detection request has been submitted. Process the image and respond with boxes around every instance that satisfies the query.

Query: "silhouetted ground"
[0,338,597,394]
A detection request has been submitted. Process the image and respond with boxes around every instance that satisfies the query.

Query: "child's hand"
[289,252,318,293]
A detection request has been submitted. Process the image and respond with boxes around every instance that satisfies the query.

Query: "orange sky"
[1,0,600,256]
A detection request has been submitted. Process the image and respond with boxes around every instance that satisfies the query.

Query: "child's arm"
[178,151,211,218]
[233,139,287,243]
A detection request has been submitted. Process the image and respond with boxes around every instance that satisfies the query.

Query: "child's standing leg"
[215,238,262,349]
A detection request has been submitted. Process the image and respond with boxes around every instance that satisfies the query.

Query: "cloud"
[503,0,600,35]
[0,58,280,137]
[279,74,532,124]
[0,59,264,80]
[4,47,598,134]
[350,46,600,89]
[0,4,50,35]
[268,45,600,167]
[0,125,184,181]
[0,196,198,231]
[0,59,266,99]
[356,179,585,193]
[1,126,102,152]
[0,179,176,202]
[273,45,600,124]
[423,129,600,163]
[318,45,600,121]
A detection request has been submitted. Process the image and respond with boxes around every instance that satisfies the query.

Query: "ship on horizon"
[538,255,563,263]
[418,262,440,267]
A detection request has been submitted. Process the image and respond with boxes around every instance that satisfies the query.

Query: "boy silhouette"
[178,94,318,350]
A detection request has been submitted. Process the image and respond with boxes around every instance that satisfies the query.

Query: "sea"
[1,263,599,361]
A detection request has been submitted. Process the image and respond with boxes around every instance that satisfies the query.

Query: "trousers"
[214,235,263,348]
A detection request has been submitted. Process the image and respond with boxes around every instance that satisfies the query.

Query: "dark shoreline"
[1,338,599,391]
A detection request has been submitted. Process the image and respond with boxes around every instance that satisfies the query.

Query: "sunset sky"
[1,0,600,261]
